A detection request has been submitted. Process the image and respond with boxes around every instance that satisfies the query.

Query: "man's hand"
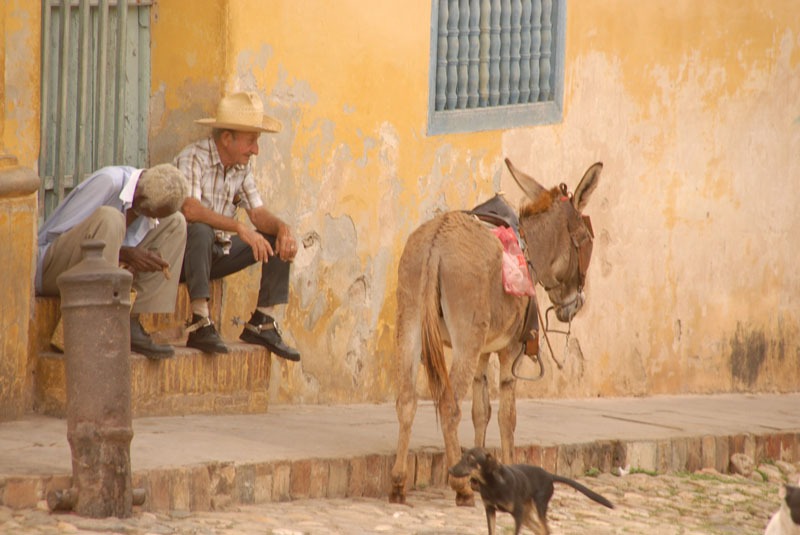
[275,225,298,262]
[238,224,274,263]
[119,246,170,276]
[243,206,296,262]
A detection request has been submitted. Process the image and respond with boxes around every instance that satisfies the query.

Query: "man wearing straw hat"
[173,91,300,361]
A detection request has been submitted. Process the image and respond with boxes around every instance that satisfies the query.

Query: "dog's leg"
[472,353,491,448]
[485,506,497,535]
[496,347,518,463]
[518,497,550,535]
[522,510,549,535]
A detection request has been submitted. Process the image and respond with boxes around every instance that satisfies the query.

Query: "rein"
[512,184,593,382]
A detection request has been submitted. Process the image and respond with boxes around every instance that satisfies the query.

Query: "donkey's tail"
[420,238,451,422]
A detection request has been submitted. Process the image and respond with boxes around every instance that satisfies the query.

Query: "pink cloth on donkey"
[492,226,535,297]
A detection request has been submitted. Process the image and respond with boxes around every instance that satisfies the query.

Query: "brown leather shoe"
[130,316,174,360]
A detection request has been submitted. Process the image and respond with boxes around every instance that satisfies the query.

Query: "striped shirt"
[173,137,264,252]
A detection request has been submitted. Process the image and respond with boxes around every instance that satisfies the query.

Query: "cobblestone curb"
[2,431,797,512]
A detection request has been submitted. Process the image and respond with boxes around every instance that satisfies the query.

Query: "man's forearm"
[182,198,243,234]
[248,207,287,237]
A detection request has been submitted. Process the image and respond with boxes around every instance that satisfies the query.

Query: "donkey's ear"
[573,162,602,212]
[505,158,546,200]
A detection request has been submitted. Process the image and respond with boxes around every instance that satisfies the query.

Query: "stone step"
[31,281,225,354]
[34,344,271,418]
[31,280,272,418]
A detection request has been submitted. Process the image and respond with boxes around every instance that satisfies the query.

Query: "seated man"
[173,91,300,361]
[36,164,189,359]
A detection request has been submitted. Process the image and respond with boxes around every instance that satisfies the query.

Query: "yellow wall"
[2,0,40,168]
[146,0,799,404]
[1,1,798,415]
[151,0,504,404]
[506,0,800,399]
[0,0,41,420]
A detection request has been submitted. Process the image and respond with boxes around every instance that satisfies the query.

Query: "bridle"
[512,183,594,381]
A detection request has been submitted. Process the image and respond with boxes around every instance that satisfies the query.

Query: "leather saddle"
[464,194,539,355]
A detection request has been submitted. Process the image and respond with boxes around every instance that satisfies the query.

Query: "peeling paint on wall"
[143,0,800,405]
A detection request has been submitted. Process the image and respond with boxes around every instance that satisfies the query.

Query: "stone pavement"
[2,465,799,534]
[1,393,799,520]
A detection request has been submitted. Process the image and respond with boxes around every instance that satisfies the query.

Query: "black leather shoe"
[186,314,229,354]
[130,316,174,360]
[239,311,300,362]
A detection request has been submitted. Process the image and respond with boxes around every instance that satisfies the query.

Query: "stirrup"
[184,316,212,335]
[244,319,283,336]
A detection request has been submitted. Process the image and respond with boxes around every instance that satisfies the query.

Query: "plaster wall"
[507,0,800,399]
[149,1,800,405]
[0,1,41,420]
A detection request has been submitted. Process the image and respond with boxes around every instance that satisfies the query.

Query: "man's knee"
[90,205,126,232]
[82,206,125,248]
[160,211,187,239]
[186,222,215,245]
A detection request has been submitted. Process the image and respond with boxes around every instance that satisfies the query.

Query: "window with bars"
[427,0,566,135]
[39,0,151,221]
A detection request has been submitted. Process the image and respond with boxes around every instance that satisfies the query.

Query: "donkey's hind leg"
[389,312,421,503]
[496,346,520,463]
[472,353,492,448]
[442,341,486,506]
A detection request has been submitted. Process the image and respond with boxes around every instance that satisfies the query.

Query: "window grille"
[39,0,152,220]
[427,0,566,135]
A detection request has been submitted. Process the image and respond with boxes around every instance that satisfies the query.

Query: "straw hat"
[195,91,282,133]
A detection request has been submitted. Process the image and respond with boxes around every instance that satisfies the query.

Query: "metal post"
[48,239,141,518]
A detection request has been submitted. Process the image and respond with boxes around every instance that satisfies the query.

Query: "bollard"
[48,239,140,518]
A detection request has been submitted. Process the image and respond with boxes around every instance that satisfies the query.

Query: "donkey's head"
[506,158,602,323]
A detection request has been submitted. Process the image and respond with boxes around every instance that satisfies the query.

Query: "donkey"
[389,158,602,506]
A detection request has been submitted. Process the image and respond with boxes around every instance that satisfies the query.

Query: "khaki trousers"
[40,206,187,314]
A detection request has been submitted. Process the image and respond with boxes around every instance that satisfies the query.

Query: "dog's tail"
[420,229,451,423]
[552,475,614,509]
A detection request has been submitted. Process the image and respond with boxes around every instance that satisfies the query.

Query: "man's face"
[132,195,174,219]
[222,130,260,167]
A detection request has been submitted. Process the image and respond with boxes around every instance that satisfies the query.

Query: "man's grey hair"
[136,163,189,214]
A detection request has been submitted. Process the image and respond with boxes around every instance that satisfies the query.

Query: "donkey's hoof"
[455,491,475,507]
[388,487,406,504]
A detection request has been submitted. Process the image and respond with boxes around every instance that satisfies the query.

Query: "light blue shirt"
[35,165,156,294]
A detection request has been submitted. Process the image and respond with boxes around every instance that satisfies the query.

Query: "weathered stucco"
[2,1,797,418]
[507,0,800,399]
[148,0,799,404]
[0,2,40,421]
[150,1,505,404]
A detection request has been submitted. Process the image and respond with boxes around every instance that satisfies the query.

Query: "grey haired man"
[36,163,189,359]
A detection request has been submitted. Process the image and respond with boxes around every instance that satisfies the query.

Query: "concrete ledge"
[32,281,225,353]
[30,280,273,419]
[34,343,271,418]
[1,431,797,511]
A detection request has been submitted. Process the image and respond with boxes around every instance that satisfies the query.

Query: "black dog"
[449,447,613,535]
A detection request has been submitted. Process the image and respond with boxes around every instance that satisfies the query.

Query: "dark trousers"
[180,222,290,309]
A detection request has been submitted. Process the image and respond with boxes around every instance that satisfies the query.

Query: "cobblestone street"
[2,462,796,535]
